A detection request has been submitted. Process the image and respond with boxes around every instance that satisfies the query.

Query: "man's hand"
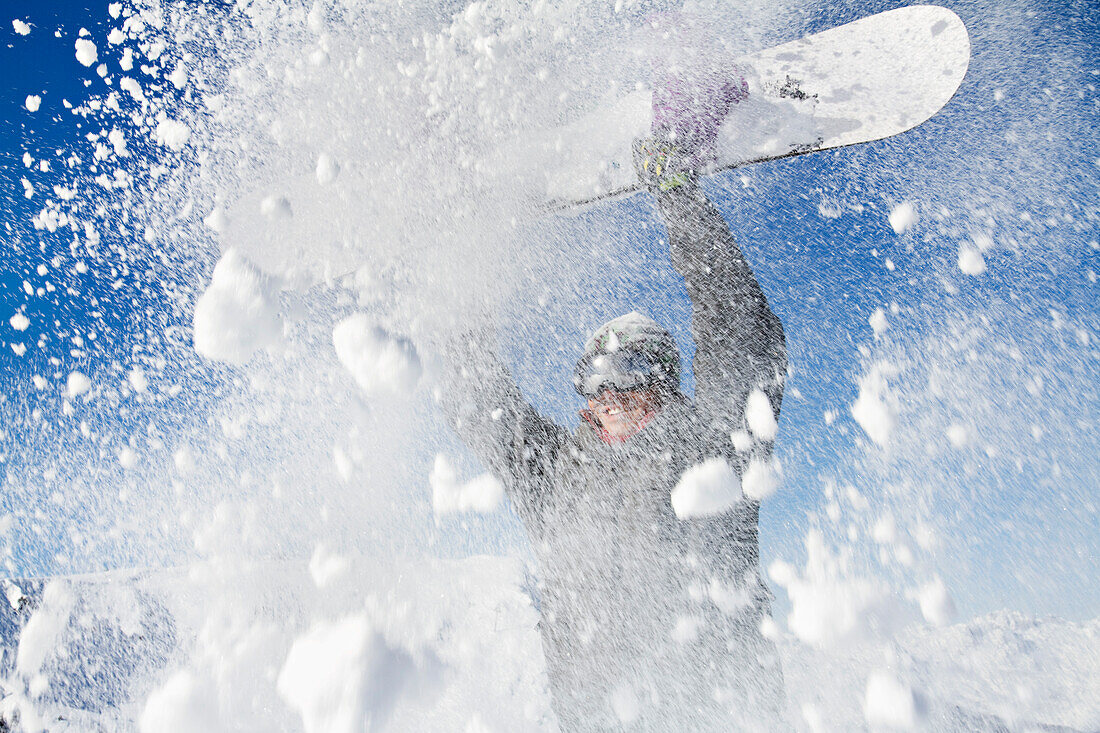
[632,137,697,193]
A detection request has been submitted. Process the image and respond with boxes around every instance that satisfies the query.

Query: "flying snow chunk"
[708,578,753,616]
[332,315,422,397]
[108,128,127,156]
[465,716,495,733]
[869,307,888,338]
[745,388,778,440]
[12,19,31,35]
[670,615,704,644]
[888,201,917,234]
[172,446,196,475]
[730,430,753,451]
[168,64,187,89]
[851,364,894,447]
[332,445,354,482]
[817,198,842,219]
[309,544,350,588]
[958,244,986,275]
[609,683,640,725]
[306,3,328,33]
[972,231,994,251]
[9,313,30,331]
[154,118,190,151]
[671,458,742,518]
[202,207,229,233]
[864,671,925,729]
[316,153,340,184]
[3,582,25,611]
[24,95,41,112]
[66,371,91,398]
[945,423,968,448]
[128,367,148,392]
[192,249,282,365]
[119,77,144,102]
[430,454,504,515]
[118,447,139,469]
[260,195,292,219]
[770,531,903,647]
[277,615,439,733]
[16,582,75,678]
[741,456,782,500]
[917,576,956,626]
[74,38,98,66]
[872,514,898,544]
[139,670,221,733]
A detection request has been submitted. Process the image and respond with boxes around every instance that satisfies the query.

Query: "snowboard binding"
[632,137,698,193]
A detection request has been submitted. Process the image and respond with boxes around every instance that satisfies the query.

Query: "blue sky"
[495,0,1100,621]
[1,0,223,574]
[2,0,1098,622]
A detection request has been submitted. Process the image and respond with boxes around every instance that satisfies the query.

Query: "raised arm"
[655,185,787,440]
[654,184,787,612]
[435,331,569,524]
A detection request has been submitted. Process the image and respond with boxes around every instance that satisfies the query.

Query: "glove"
[632,136,697,193]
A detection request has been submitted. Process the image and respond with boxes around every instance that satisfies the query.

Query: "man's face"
[587,388,661,439]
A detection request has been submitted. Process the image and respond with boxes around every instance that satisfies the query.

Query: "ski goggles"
[573,350,672,397]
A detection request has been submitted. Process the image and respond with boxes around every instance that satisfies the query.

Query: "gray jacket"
[441,186,787,731]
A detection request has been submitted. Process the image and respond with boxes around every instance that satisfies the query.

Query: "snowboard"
[215,6,968,281]
[518,5,970,212]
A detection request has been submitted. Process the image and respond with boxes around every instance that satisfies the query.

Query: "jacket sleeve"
[435,331,568,523]
[655,185,787,441]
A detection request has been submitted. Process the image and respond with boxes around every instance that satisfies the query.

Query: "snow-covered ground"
[0,558,552,732]
[1,558,1097,731]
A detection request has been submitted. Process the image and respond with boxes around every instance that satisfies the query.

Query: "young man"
[440,77,788,730]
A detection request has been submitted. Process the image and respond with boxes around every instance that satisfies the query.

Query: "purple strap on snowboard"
[646,12,749,165]
[651,75,748,153]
